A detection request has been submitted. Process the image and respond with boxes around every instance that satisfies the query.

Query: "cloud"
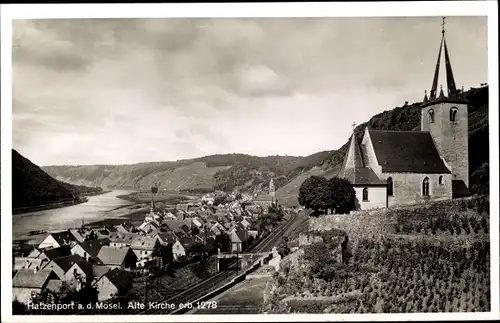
[11,17,488,165]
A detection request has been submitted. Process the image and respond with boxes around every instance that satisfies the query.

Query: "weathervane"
[441,17,446,35]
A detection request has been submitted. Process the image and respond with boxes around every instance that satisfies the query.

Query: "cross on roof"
[441,17,446,34]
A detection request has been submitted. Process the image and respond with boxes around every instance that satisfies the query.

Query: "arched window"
[362,187,369,201]
[387,177,394,196]
[450,107,458,122]
[422,177,430,196]
[439,176,443,185]
[428,109,435,123]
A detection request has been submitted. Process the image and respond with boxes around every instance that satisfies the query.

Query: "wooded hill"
[12,149,103,209]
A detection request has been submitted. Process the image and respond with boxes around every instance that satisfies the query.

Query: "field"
[263,195,491,314]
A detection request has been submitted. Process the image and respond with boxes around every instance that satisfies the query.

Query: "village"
[12,185,287,308]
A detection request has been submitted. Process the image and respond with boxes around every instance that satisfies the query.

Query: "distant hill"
[42,152,335,197]
[41,85,489,207]
[12,149,103,210]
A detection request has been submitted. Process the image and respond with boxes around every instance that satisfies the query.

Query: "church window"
[387,177,393,196]
[422,177,430,196]
[439,176,443,185]
[450,107,458,122]
[362,187,369,201]
[428,109,435,123]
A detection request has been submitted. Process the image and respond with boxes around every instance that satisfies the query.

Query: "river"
[12,190,135,239]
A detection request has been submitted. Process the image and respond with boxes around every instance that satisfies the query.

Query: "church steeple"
[422,17,467,107]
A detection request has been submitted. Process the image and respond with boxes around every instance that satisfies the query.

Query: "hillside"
[276,85,489,206]
[42,152,334,195]
[41,86,489,204]
[12,149,103,210]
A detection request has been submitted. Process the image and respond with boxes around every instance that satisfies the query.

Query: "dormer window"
[428,109,435,123]
[450,107,458,122]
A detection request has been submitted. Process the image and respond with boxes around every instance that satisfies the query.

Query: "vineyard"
[263,195,491,314]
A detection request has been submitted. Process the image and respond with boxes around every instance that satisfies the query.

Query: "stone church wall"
[382,172,452,207]
[354,186,387,210]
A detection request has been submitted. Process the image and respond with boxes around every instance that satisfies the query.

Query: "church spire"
[423,90,429,103]
[428,17,461,102]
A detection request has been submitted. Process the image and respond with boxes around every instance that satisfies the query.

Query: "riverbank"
[12,198,88,215]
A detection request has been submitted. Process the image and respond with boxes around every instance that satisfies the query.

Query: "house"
[163,219,193,236]
[26,248,42,259]
[137,221,160,235]
[338,21,470,210]
[65,260,94,289]
[253,195,274,211]
[71,238,110,262]
[108,232,138,247]
[92,265,111,283]
[230,226,249,253]
[97,226,118,239]
[240,218,252,229]
[163,211,177,220]
[95,268,133,302]
[37,246,72,262]
[96,246,137,270]
[38,231,79,250]
[130,236,160,267]
[114,222,134,233]
[172,238,195,260]
[43,254,86,280]
[13,257,49,273]
[192,217,205,228]
[248,230,259,240]
[69,229,86,243]
[155,232,178,246]
[12,269,60,304]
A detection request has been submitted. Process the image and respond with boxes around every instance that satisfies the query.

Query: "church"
[339,18,471,211]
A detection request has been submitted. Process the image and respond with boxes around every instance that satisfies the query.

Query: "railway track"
[139,212,299,314]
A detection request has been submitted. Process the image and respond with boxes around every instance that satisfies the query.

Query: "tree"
[327,177,356,214]
[298,176,356,215]
[277,236,290,258]
[298,176,330,214]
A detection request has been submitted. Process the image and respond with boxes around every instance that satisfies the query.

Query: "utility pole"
[144,266,148,314]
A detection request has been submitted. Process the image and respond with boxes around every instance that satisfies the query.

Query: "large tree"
[298,176,355,215]
[327,177,356,214]
[298,176,330,214]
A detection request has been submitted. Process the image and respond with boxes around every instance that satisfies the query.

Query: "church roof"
[369,130,451,174]
[343,167,386,185]
[452,180,471,198]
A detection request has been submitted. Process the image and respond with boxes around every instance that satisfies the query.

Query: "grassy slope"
[265,196,490,314]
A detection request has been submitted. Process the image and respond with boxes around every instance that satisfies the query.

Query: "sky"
[12,16,488,166]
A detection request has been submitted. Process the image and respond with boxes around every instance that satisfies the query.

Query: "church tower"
[269,177,276,202]
[420,17,469,188]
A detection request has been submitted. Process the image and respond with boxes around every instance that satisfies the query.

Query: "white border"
[1,1,498,322]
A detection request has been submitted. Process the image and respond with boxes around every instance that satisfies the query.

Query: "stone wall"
[354,186,387,210]
[298,233,324,246]
[383,172,452,207]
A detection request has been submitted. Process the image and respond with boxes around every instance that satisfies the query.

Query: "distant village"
[12,187,284,307]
